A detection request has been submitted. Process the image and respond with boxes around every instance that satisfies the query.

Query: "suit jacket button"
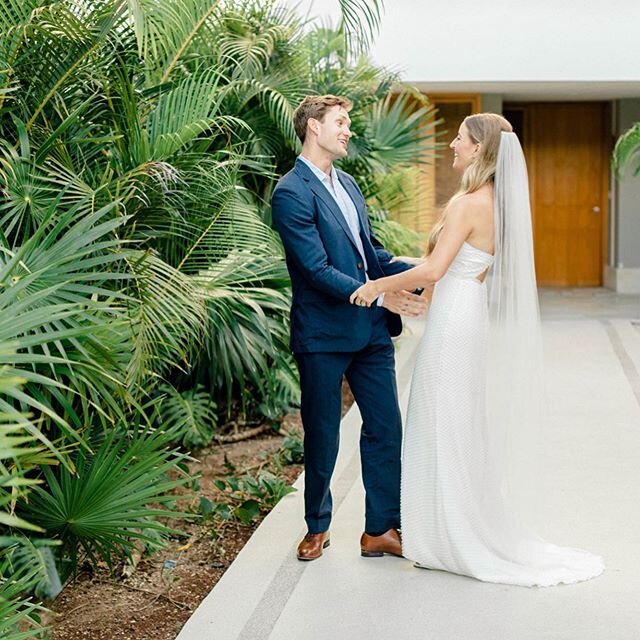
[357,262,364,269]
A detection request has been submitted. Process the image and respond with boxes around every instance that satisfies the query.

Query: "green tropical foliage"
[160,383,218,448]
[0,363,50,638]
[0,0,437,623]
[0,551,48,640]
[21,424,193,577]
[613,122,640,177]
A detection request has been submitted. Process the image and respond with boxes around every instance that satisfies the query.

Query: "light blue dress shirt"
[299,155,384,305]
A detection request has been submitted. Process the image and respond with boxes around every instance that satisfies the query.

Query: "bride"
[350,113,604,587]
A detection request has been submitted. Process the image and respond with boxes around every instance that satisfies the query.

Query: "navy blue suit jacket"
[272,158,411,353]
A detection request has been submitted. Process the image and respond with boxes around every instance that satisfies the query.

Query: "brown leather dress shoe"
[360,528,403,558]
[297,531,330,561]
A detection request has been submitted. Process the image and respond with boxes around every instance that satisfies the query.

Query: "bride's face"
[450,123,479,172]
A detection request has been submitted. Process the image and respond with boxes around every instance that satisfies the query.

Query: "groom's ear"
[308,117,320,136]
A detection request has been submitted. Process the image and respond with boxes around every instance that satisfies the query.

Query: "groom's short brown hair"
[293,95,353,144]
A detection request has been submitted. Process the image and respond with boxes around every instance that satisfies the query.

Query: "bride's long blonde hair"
[428,113,513,253]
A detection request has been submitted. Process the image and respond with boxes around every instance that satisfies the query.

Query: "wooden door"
[512,103,608,287]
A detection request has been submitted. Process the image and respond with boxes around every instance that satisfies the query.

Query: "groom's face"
[310,105,352,160]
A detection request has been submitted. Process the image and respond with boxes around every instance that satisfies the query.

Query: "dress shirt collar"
[298,155,339,188]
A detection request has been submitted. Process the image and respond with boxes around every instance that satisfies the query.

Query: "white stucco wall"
[291,0,640,83]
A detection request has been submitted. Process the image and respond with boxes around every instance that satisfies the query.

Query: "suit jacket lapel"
[294,159,361,252]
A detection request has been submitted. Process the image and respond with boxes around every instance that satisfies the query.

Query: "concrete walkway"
[177,289,640,640]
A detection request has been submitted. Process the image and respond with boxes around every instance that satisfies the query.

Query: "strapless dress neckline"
[462,240,494,258]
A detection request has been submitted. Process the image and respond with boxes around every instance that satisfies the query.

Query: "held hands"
[350,281,381,307]
[350,285,428,317]
[382,290,428,317]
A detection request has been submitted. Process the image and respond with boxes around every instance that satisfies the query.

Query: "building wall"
[481,94,503,114]
[368,0,640,83]
[290,0,640,82]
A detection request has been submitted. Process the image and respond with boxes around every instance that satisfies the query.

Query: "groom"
[271,95,427,561]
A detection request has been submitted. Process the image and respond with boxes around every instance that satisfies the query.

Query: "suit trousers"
[294,311,402,534]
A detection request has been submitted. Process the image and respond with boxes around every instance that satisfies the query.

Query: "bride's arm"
[391,255,425,266]
[350,202,472,305]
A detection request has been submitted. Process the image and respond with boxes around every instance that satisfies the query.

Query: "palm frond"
[158,383,217,448]
[612,122,640,177]
[124,251,207,390]
[363,92,440,170]
[0,0,42,114]
[146,68,251,159]
[232,78,299,149]
[337,0,384,55]
[0,353,47,531]
[0,547,47,640]
[0,199,135,446]
[24,2,123,130]
[132,152,281,271]
[194,252,292,407]
[217,7,296,79]
[125,0,221,83]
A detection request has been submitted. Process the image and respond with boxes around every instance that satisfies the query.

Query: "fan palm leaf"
[363,92,439,169]
[0,198,135,444]
[21,424,194,572]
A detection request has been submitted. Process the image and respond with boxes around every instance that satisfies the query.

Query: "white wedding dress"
[400,241,604,587]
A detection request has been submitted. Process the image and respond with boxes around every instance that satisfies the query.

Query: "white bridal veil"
[483,132,604,583]
[485,131,545,532]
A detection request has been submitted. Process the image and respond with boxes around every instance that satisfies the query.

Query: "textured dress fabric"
[400,242,604,587]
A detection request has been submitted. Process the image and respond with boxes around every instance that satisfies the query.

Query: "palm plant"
[0,1,298,590]
[20,420,194,577]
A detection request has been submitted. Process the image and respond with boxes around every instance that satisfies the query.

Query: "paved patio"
[176,289,640,640]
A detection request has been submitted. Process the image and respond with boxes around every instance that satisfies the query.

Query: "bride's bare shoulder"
[446,188,493,221]
[458,185,493,209]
